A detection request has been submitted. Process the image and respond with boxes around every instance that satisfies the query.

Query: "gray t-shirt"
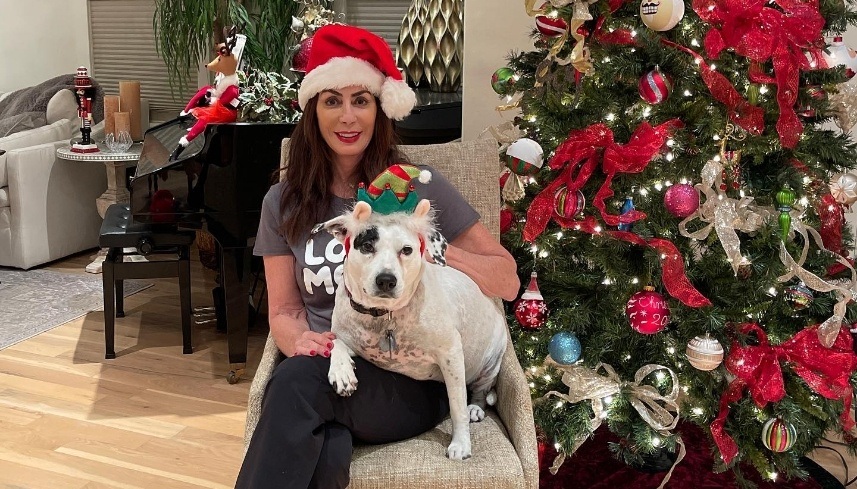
[253,164,480,333]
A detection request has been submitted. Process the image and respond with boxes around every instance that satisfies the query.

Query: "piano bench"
[99,204,197,360]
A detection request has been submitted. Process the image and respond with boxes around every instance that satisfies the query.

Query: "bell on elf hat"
[297,24,417,120]
[357,163,432,214]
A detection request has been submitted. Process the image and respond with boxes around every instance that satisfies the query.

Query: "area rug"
[539,422,843,489]
[0,269,151,349]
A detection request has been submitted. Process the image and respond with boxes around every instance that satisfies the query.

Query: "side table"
[56,144,142,273]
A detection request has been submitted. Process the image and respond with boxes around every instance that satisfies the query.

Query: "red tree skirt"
[539,423,830,489]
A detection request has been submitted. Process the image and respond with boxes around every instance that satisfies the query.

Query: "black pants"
[235,355,449,489]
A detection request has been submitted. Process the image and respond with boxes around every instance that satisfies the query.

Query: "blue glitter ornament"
[548,331,582,365]
[618,196,635,231]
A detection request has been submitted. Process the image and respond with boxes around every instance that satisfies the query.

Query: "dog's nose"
[375,273,397,292]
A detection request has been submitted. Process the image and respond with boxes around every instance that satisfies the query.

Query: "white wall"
[461,0,531,140]
[0,0,90,92]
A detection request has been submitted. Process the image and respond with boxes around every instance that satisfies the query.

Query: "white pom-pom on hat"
[418,170,432,184]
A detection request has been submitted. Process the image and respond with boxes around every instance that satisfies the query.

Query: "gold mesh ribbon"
[541,357,683,488]
[525,0,596,77]
[679,159,771,275]
[830,82,857,133]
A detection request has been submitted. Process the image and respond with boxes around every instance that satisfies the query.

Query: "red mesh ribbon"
[593,16,636,47]
[711,323,857,464]
[692,0,824,148]
[818,193,845,257]
[549,215,711,308]
[523,120,681,242]
[662,39,765,137]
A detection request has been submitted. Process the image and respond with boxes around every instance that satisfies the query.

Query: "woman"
[236,24,520,489]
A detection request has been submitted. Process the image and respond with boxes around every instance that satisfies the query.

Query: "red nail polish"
[323,350,330,357]
[310,350,316,356]
[327,343,333,349]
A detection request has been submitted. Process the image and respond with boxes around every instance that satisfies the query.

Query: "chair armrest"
[495,326,539,489]
[244,333,281,453]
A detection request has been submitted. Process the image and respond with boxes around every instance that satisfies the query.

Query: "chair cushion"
[350,412,525,489]
[0,118,75,187]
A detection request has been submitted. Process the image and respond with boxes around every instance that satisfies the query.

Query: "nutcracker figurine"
[170,26,246,161]
[70,66,99,153]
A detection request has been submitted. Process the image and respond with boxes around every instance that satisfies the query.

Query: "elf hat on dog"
[357,164,432,214]
[297,24,417,121]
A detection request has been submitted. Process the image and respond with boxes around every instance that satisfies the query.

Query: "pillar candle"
[119,80,142,141]
[114,111,131,136]
[103,95,120,137]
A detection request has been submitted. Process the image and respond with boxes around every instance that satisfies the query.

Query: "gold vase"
[422,0,463,92]
[398,0,428,86]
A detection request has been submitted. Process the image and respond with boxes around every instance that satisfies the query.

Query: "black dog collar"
[345,286,389,317]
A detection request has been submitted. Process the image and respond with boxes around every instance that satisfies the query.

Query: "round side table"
[57,144,143,272]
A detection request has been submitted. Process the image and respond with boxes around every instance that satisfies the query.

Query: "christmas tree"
[495,0,857,485]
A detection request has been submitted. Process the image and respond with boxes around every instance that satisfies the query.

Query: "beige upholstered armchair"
[244,137,539,489]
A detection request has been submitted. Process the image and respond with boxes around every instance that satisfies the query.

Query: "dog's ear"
[414,199,431,218]
[353,201,372,222]
[316,216,349,243]
[426,228,448,266]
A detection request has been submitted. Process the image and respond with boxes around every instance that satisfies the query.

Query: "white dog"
[318,198,508,460]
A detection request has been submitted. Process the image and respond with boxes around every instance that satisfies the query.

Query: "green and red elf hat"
[357,163,432,214]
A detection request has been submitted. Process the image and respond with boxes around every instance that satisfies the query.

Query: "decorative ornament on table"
[776,186,797,240]
[626,286,670,334]
[515,271,548,330]
[639,66,673,105]
[686,334,724,371]
[554,186,586,219]
[491,67,517,95]
[618,195,635,231]
[761,418,797,453]
[663,183,700,218]
[640,0,685,31]
[829,172,857,207]
[821,36,857,79]
[535,13,568,38]
[505,137,544,176]
[785,282,814,310]
[548,331,582,365]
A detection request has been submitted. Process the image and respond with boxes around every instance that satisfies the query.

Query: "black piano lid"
[133,117,206,181]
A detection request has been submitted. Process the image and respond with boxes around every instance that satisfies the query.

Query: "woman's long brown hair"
[279,94,408,243]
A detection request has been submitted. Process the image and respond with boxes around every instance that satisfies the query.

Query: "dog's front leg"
[438,348,471,460]
[327,339,358,396]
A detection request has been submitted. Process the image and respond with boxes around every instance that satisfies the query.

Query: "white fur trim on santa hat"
[298,57,415,120]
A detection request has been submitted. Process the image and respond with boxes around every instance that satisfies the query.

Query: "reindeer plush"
[170,26,246,161]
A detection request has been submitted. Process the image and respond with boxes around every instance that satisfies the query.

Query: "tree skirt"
[539,423,841,489]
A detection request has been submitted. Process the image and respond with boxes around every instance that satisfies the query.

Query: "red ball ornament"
[500,207,515,234]
[625,286,670,334]
[515,271,548,330]
[291,36,313,73]
[535,14,568,38]
[554,186,585,219]
[639,67,673,104]
[663,183,700,218]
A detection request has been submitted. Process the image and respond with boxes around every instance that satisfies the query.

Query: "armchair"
[243,136,539,488]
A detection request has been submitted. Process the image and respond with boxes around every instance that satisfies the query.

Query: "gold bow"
[525,0,596,77]
[541,357,683,488]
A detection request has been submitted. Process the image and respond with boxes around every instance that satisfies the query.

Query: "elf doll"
[170,27,246,161]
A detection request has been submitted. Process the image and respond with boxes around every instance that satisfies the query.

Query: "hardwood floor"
[0,249,854,488]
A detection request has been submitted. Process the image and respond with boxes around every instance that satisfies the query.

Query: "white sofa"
[0,89,106,269]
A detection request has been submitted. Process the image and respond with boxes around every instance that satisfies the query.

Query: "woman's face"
[316,85,377,167]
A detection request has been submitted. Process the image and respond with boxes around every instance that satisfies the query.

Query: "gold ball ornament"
[829,172,857,206]
[685,335,724,371]
[640,0,684,31]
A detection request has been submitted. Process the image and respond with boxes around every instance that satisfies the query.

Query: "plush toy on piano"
[170,26,246,161]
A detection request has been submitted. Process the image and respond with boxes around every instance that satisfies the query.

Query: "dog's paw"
[467,404,485,422]
[446,438,472,460]
[327,358,358,397]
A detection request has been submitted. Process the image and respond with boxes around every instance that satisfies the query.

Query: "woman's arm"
[444,222,521,301]
[264,255,335,357]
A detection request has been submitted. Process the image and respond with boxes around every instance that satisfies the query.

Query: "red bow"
[523,120,681,242]
[711,323,857,464]
[693,0,825,148]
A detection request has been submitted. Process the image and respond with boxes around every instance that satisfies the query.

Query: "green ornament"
[776,186,796,240]
[491,67,516,95]
[747,84,760,106]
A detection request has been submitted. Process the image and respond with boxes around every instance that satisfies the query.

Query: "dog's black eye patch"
[354,227,379,254]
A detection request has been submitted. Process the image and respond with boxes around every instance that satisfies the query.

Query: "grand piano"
[131,118,294,383]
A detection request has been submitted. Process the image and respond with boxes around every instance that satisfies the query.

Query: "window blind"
[341,0,411,54]
[88,0,198,124]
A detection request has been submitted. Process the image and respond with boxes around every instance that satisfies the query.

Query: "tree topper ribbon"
[541,357,684,488]
[524,120,681,242]
[692,0,825,148]
[710,324,857,464]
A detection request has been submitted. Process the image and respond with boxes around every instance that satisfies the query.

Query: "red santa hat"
[297,24,416,121]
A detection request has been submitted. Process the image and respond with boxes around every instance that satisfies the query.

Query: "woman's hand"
[292,330,337,357]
